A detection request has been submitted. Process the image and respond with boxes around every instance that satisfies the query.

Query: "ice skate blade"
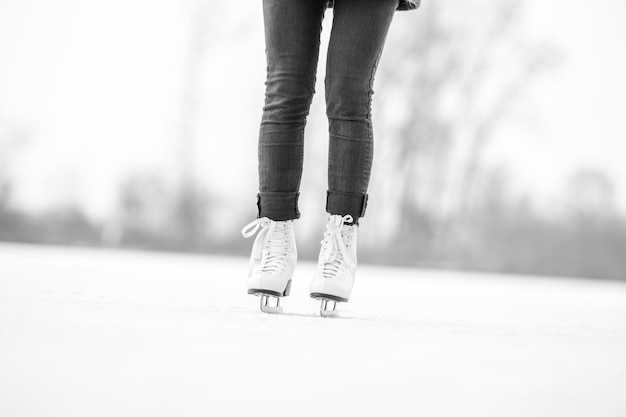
[258,293,283,314]
[316,297,339,318]
[320,306,338,317]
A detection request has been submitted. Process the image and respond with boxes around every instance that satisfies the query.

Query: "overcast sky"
[0,0,625,219]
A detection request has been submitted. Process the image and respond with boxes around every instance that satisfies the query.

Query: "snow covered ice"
[1,243,625,417]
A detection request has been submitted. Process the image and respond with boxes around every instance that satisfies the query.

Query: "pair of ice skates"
[241,214,357,317]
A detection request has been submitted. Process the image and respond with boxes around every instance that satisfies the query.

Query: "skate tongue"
[261,241,291,273]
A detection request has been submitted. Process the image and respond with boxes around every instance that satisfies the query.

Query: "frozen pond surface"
[1,243,625,417]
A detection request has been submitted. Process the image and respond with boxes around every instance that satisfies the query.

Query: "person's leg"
[310,0,398,315]
[258,0,327,221]
[246,0,327,313]
[324,0,398,224]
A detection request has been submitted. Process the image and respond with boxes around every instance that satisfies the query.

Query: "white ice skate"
[310,214,357,317]
[241,217,297,314]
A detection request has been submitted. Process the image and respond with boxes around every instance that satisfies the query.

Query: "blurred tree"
[176,0,214,248]
[0,119,32,241]
[176,0,254,248]
[565,169,617,219]
[116,170,213,251]
[118,173,172,236]
[374,0,560,260]
[0,119,32,211]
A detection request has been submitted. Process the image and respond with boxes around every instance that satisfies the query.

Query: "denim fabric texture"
[257,0,398,223]
[327,0,419,11]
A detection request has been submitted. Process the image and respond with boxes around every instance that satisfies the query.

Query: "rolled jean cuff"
[257,192,300,221]
[325,190,368,223]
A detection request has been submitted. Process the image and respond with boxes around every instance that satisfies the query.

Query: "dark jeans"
[257,0,398,223]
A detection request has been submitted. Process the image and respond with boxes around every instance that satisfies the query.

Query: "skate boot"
[241,217,297,314]
[310,214,357,317]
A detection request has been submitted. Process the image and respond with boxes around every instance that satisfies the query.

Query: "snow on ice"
[1,243,625,416]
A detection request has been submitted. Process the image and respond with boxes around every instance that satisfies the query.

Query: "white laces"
[241,217,293,277]
[319,215,356,279]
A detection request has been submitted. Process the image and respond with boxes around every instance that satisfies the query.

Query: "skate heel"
[249,279,292,314]
[282,279,292,297]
